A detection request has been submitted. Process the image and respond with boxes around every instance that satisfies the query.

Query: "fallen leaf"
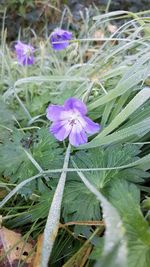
[0,189,7,199]
[107,23,117,33]
[83,49,94,61]
[0,227,34,267]
[93,29,105,45]
[93,29,105,39]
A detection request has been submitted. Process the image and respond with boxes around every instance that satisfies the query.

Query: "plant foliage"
[0,7,150,267]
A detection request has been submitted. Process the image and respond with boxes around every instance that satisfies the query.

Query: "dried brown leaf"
[107,23,117,34]
[0,227,34,267]
[93,29,105,45]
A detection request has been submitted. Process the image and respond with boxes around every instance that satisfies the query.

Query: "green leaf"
[73,165,127,267]
[5,192,53,228]
[88,65,149,111]
[30,192,53,221]
[0,128,64,196]
[63,144,145,221]
[74,144,142,187]
[0,130,26,176]
[90,238,104,260]
[4,76,88,99]
[108,180,150,267]
[97,87,150,138]
[0,97,14,141]
[32,128,64,171]
[81,87,150,149]
[63,181,101,221]
[80,118,150,149]
[122,99,150,128]
[94,244,123,267]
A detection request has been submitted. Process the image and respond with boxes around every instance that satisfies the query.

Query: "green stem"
[105,0,112,13]
[15,92,32,120]
[41,143,71,267]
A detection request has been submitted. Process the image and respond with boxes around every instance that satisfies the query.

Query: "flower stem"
[41,143,71,267]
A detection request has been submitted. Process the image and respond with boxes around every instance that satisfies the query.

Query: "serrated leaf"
[63,144,147,221]
[4,191,54,228]
[94,244,122,267]
[63,181,101,221]
[0,97,14,141]
[30,192,53,221]
[74,144,142,187]
[32,128,64,171]
[108,180,150,267]
[74,167,127,267]
[0,97,14,128]
[0,130,26,176]
[0,128,64,197]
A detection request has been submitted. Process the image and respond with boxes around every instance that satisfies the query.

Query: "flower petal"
[46,105,65,121]
[22,56,34,65]
[51,29,72,39]
[84,116,100,134]
[50,121,71,141]
[15,41,34,66]
[51,43,69,50]
[50,29,72,51]
[64,31,72,39]
[64,98,87,115]
[69,124,87,147]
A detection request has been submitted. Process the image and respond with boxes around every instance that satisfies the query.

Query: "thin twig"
[62,220,104,226]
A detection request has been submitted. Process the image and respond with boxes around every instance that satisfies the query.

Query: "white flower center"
[60,109,86,129]
[69,112,79,126]
[24,47,31,56]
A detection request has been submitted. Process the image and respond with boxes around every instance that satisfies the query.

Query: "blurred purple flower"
[46,98,100,147]
[50,29,72,50]
[15,41,34,65]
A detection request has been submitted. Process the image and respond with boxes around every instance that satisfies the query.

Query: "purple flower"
[46,98,100,147]
[15,41,34,65]
[50,29,72,51]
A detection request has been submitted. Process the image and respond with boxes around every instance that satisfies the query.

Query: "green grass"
[0,8,150,267]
